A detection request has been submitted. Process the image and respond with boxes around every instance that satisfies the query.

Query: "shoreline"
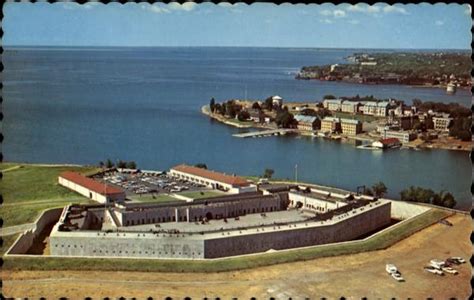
[296,77,471,91]
[201,105,471,152]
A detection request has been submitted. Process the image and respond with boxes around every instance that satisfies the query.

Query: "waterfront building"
[321,117,341,133]
[372,138,401,149]
[382,130,417,143]
[294,115,320,131]
[323,99,343,111]
[169,164,257,194]
[58,172,125,204]
[432,116,453,132]
[340,118,362,135]
[340,101,361,114]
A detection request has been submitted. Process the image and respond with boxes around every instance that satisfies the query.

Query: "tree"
[126,161,137,169]
[237,110,250,121]
[364,187,374,196]
[263,168,274,179]
[275,110,295,128]
[372,182,387,198]
[105,159,114,168]
[117,160,127,168]
[225,101,237,118]
[98,161,104,168]
[251,102,261,110]
[323,94,336,100]
[210,97,216,112]
[194,163,208,169]
[439,191,456,208]
[264,97,273,111]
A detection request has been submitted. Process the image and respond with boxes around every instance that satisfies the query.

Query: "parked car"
[424,266,444,276]
[441,266,458,275]
[386,264,398,274]
[391,271,405,282]
[430,259,445,269]
[450,257,466,264]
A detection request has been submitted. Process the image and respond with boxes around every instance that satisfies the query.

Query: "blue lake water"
[2,47,471,209]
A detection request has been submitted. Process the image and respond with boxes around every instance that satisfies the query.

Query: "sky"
[2,2,472,49]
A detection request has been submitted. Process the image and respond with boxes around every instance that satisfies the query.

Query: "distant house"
[340,118,362,135]
[341,101,361,114]
[362,101,390,117]
[294,115,320,131]
[432,115,453,132]
[382,130,417,143]
[323,99,343,111]
[372,138,401,149]
[321,117,341,133]
[272,95,283,107]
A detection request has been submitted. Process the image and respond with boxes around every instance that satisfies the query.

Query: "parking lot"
[93,170,221,203]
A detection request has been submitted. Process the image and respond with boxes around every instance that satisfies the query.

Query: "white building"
[341,101,361,113]
[59,172,125,204]
[323,99,343,111]
[363,101,390,117]
[433,116,453,131]
[272,95,283,107]
[169,164,257,194]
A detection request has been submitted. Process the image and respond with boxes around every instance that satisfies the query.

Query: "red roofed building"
[169,164,257,194]
[59,171,125,203]
[372,138,401,149]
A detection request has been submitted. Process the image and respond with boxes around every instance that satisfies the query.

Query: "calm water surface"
[2,47,471,209]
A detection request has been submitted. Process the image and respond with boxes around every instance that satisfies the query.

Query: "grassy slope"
[2,209,450,272]
[0,163,100,227]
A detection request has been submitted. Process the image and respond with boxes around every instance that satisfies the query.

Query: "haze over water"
[2,47,471,209]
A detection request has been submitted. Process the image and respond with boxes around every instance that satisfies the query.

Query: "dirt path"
[2,213,471,298]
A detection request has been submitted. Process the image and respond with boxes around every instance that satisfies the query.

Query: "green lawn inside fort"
[2,208,451,272]
[178,190,223,199]
[0,163,99,227]
[127,194,181,204]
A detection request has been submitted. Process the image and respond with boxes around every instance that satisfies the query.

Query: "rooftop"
[294,115,318,123]
[340,118,361,125]
[171,164,250,187]
[59,172,124,196]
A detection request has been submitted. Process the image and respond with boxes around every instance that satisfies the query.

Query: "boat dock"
[233,129,296,138]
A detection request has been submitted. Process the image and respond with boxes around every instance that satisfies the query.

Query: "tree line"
[99,159,137,169]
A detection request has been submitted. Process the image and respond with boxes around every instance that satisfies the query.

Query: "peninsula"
[296,52,471,90]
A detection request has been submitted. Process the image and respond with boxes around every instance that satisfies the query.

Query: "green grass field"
[2,209,450,272]
[128,194,181,204]
[178,190,223,199]
[0,163,100,227]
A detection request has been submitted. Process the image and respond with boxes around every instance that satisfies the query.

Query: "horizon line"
[3,45,471,51]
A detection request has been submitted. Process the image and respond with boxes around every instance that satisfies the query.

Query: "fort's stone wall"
[50,232,205,259]
[204,201,391,258]
[7,208,63,254]
[48,201,391,259]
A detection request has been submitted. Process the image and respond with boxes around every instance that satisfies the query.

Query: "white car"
[430,259,445,268]
[391,271,405,282]
[450,257,466,264]
[386,264,398,274]
[424,266,444,276]
[441,266,459,275]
